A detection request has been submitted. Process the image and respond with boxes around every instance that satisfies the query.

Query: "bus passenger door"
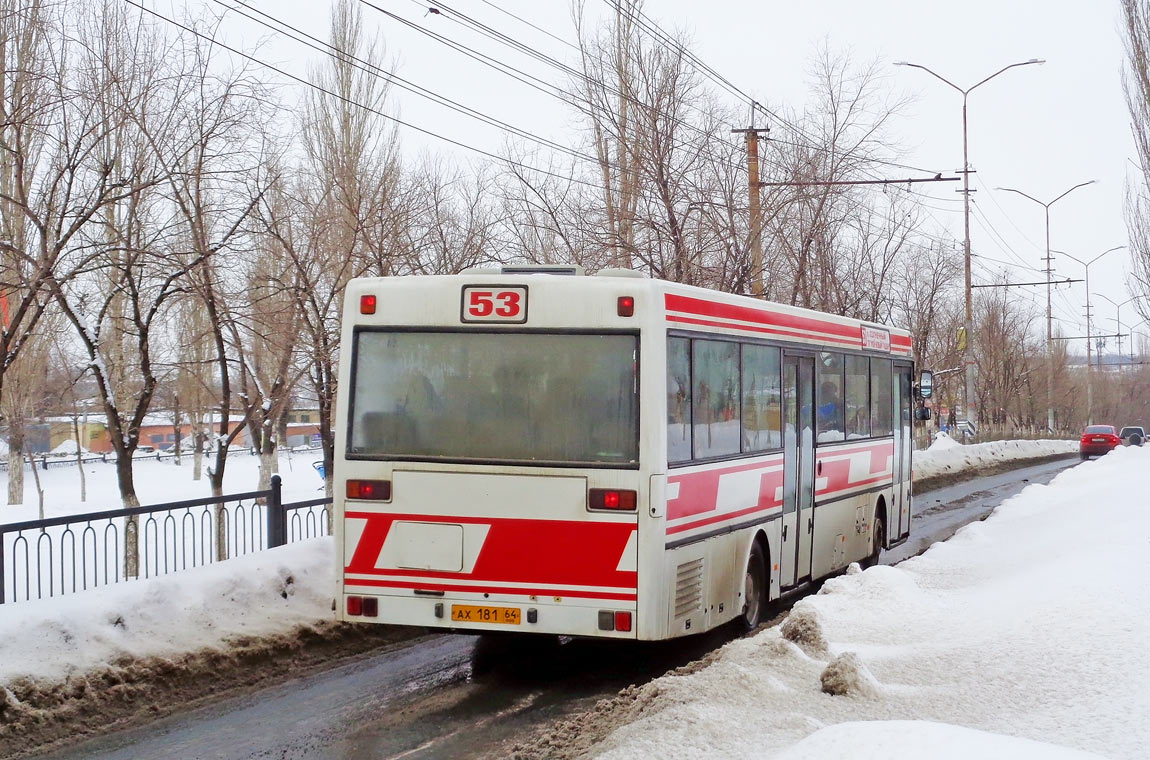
[781,355,815,589]
[892,363,914,540]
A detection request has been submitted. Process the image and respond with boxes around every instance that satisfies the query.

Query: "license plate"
[1092,437,1106,443]
[450,604,521,625]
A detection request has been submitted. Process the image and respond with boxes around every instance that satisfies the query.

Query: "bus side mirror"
[915,406,932,421]
[918,370,934,399]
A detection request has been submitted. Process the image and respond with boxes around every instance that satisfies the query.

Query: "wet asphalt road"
[33,458,1077,760]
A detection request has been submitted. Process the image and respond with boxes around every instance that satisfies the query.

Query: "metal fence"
[0,475,332,604]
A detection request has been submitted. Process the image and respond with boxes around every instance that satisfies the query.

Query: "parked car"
[1119,426,1145,446]
[1080,425,1120,459]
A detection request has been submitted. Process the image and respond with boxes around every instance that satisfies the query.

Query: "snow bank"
[591,446,1150,760]
[0,538,333,685]
[774,721,1109,760]
[914,436,1076,480]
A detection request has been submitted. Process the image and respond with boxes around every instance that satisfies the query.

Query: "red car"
[1080,425,1120,459]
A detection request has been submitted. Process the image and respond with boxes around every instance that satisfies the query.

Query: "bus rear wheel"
[741,542,767,631]
[861,512,885,569]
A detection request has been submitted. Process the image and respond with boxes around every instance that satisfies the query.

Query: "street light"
[997,181,1097,432]
[1051,246,1125,424]
[1094,294,1141,370]
[895,58,1044,439]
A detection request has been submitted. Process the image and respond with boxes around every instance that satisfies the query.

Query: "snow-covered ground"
[914,431,1076,480]
[0,449,326,526]
[589,445,1149,759]
[3,435,1118,759]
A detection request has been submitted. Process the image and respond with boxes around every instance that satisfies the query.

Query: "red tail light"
[347,595,363,616]
[614,611,632,632]
[360,294,377,314]
[617,296,635,317]
[346,479,391,500]
[590,488,637,511]
[362,597,378,617]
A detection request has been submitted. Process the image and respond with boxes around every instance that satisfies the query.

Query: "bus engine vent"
[673,558,704,619]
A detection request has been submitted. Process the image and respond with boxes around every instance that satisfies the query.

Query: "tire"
[741,541,767,631]
[1132,435,1143,447]
[861,511,885,569]
[1080,452,1089,460]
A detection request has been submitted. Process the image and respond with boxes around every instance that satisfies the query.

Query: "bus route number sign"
[461,286,528,323]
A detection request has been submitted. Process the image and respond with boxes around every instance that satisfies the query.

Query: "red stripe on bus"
[668,314,859,347]
[668,462,784,521]
[344,578,637,601]
[667,294,861,340]
[666,293,912,353]
[344,513,637,590]
[666,441,897,532]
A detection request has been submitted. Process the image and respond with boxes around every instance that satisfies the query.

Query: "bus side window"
[845,355,870,439]
[667,337,692,462]
[741,344,781,451]
[816,352,845,442]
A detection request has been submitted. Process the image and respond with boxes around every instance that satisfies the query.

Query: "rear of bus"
[334,271,652,639]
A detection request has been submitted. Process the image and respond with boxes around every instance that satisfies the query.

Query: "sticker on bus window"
[861,326,891,353]
[461,286,528,323]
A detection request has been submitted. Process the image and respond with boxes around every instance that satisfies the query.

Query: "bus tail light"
[360,294,377,314]
[362,597,378,617]
[590,488,636,511]
[347,596,363,616]
[614,611,632,632]
[617,296,634,317]
[346,479,391,500]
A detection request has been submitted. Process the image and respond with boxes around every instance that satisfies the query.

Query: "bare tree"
[1123,1,1150,320]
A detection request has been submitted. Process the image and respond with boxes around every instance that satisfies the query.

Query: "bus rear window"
[348,331,639,466]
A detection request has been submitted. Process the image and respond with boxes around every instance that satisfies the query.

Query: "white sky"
[170,1,1138,345]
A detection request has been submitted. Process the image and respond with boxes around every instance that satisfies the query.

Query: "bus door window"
[870,359,893,436]
[781,358,799,587]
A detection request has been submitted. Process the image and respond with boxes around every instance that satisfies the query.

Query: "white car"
[1119,426,1145,446]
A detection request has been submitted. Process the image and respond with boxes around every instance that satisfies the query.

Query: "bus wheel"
[861,512,885,569]
[741,542,767,631]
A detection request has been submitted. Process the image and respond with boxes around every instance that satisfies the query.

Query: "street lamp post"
[895,59,1043,440]
[1052,246,1124,424]
[997,182,1097,433]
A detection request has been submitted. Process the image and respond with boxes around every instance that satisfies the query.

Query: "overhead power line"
[971,278,1082,289]
[758,176,959,188]
[123,0,611,192]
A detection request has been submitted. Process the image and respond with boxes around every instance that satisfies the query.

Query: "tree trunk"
[114,455,141,577]
[73,414,87,502]
[6,420,24,505]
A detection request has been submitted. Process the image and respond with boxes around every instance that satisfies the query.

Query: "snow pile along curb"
[583,446,1150,760]
[914,434,1077,482]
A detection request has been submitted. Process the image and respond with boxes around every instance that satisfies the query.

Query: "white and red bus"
[333,267,928,640]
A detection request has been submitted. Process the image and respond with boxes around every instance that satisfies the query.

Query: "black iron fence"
[0,475,332,604]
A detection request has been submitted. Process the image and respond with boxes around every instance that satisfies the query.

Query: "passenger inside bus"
[817,381,841,429]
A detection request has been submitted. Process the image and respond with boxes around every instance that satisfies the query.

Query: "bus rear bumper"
[338,590,639,640]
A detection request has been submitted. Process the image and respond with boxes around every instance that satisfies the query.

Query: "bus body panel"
[334,272,914,641]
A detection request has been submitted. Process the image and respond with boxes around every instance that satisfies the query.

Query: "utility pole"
[998,183,1097,432]
[895,58,1044,440]
[733,110,769,298]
